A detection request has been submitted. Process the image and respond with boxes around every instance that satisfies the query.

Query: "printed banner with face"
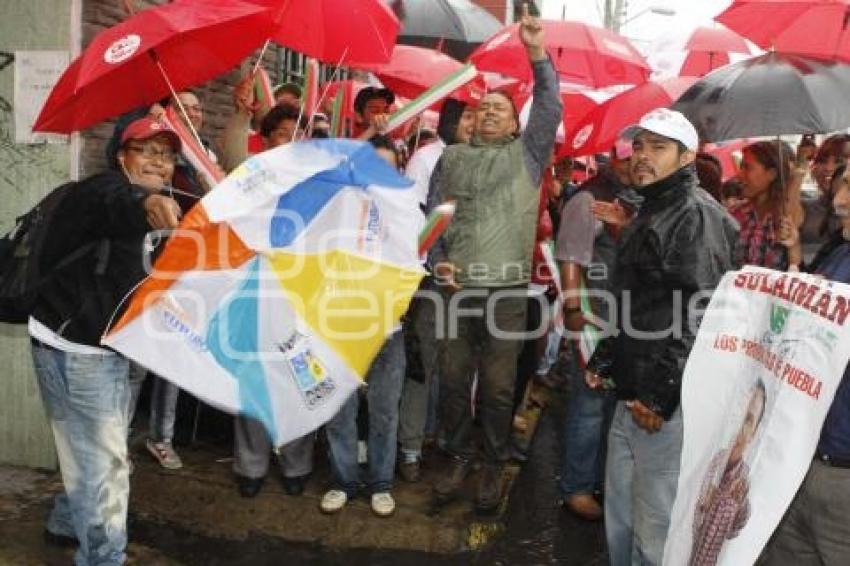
[663,266,850,566]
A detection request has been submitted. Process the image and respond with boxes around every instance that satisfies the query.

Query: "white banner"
[664,266,850,566]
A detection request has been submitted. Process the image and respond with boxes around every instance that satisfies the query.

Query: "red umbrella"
[716,0,850,61]
[250,0,400,66]
[469,20,650,88]
[681,26,751,76]
[646,26,752,78]
[703,138,755,181]
[368,45,485,105]
[563,77,697,157]
[34,0,273,133]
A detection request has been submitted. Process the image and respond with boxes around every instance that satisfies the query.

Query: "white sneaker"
[146,438,183,469]
[371,492,395,517]
[320,489,348,514]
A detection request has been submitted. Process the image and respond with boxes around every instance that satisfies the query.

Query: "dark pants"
[439,287,528,464]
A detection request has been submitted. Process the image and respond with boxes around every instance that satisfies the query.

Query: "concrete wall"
[0,0,79,470]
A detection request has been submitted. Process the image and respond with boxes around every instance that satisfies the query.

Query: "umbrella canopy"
[34,0,273,133]
[469,20,650,88]
[367,45,485,104]
[104,139,424,448]
[672,51,850,142]
[251,0,400,65]
[716,0,850,62]
[646,26,752,79]
[395,0,501,43]
[565,77,697,157]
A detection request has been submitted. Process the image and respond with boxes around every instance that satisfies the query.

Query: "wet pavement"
[0,377,608,565]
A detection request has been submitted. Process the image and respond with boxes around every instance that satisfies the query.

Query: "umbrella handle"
[251,40,271,76]
[149,51,206,151]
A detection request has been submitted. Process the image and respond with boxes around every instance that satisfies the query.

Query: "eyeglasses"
[125,144,177,162]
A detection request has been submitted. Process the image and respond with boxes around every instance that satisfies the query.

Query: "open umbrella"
[469,20,650,88]
[716,0,850,62]
[250,0,400,66]
[33,0,273,133]
[565,77,697,157]
[672,51,850,142]
[647,26,752,79]
[367,45,484,104]
[103,139,424,448]
[393,0,502,60]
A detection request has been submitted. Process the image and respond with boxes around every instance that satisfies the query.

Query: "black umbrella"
[392,0,502,60]
[672,51,850,143]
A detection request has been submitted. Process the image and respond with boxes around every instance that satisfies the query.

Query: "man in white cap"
[585,108,738,565]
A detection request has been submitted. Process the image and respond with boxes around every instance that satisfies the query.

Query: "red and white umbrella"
[564,77,697,157]
[470,20,650,88]
[646,26,753,79]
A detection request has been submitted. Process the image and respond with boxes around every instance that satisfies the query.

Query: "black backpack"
[0,182,109,324]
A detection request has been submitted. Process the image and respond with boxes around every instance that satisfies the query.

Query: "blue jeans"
[605,401,683,566]
[32,340,132,566]
[559,345,615,497]
[128,364,179,442]
[326,332,405,495]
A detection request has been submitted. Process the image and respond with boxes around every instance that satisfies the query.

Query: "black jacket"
[587,165,739,419]
[32,170,153,347]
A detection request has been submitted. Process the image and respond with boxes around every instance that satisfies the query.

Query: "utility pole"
[614,0,626,32]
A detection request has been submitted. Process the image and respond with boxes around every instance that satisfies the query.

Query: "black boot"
[433,456,471,503]
[236,475,265,498]
[475,463,504,514]
[281,474,308,496]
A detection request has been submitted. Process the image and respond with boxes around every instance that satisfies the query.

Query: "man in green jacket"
[430,5,562,513]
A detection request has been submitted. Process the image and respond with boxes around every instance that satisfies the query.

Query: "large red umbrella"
[34,0,273,133]
[469,20,650,88]
[716,0,850,61]
[564,77,697,157]
[250,0,400,66]
[367,45,485,105]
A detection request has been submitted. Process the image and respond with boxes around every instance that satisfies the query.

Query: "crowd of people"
[22,9,850,566]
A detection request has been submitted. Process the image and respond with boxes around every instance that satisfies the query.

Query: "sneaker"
[146,439,183,469]
[399,459,421,483]
[371,492,395,517]
[320,489,348,514]
[433,456,471,503]
[281,474,308,496]
[475,463,504,514]
[562,493,603,521]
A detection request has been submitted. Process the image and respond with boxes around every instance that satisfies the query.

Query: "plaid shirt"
[690,451,751,566]
[731,202,788,271]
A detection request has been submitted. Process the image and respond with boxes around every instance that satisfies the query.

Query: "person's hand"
[144,194,181,230]
[233,74,259,114]
[563,307,600,332]
[627,400,663,433]
[592,199,630,227]
[518,3,546,61]
[777,215,799,248]
[370,114,390,134]
[585,371,603,389]
[434,261,462,293]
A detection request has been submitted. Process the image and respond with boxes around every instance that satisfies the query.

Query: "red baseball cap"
[120,117,181,151]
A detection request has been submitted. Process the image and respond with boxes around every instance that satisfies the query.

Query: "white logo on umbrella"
[572,123,594,150]
[104,34,141,64]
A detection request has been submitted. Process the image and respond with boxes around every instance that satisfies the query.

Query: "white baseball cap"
[621,108,699,152]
